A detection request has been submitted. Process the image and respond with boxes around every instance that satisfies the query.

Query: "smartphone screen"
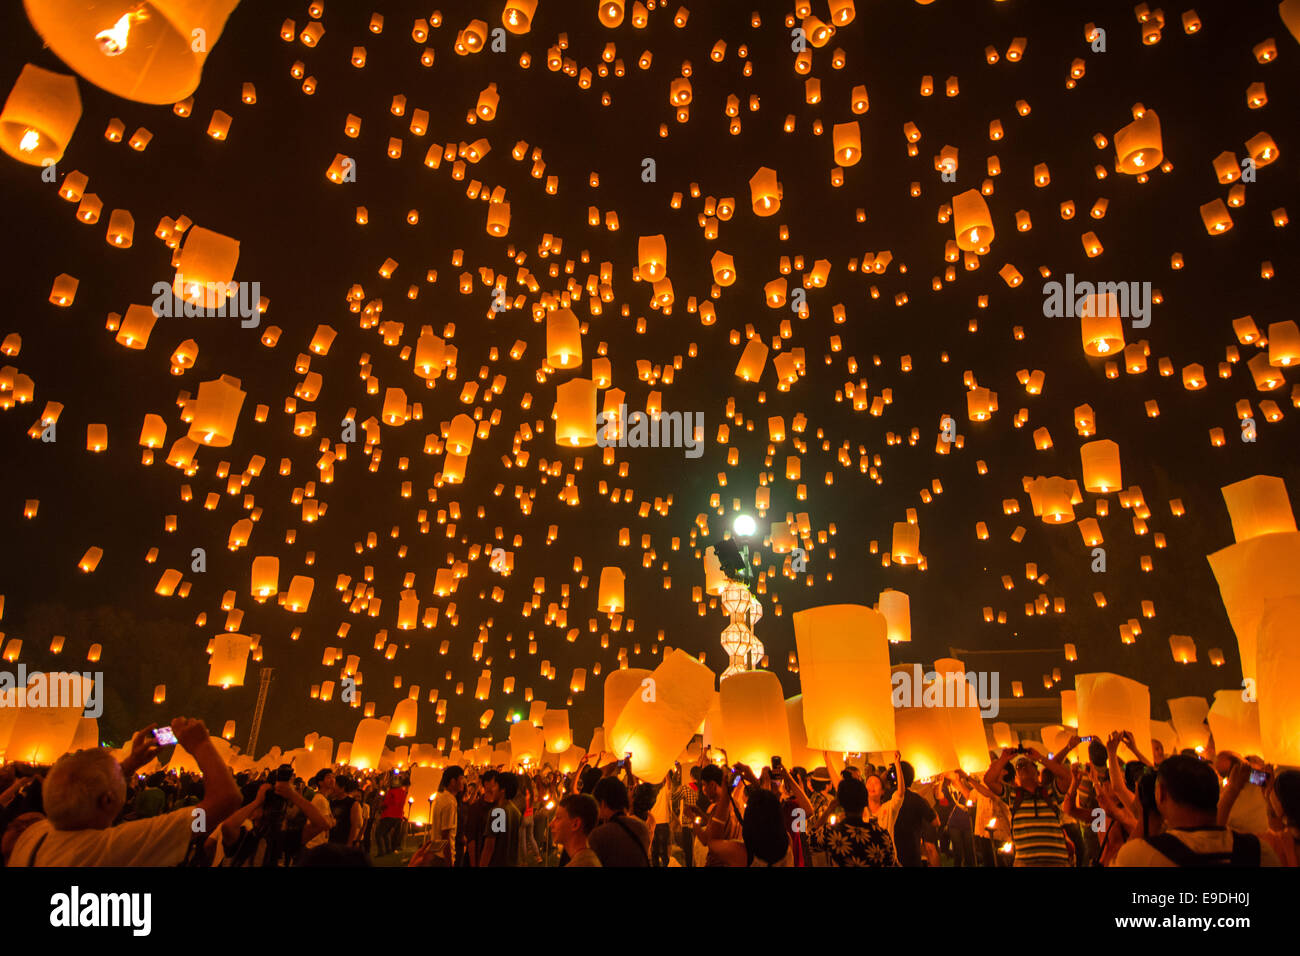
[1250,770,1267,786]
[153,726,178,746]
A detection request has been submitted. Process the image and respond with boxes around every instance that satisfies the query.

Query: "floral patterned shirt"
[813,816,898,867]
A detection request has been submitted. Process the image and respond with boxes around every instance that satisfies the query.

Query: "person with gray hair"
[8,717,240,866]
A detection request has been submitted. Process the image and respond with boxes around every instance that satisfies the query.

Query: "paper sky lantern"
[250,555,278,600]
[1221,475,1296,541]
[1167,696,1210,750]
[608,649,715,781]
[719,670,791,770]
[784,695,824,769]
[893,678,960,780]
[543,709,571,753]
[284,574,314,612]
[546,307,582,368]
[1080,440,1122,493]
[603,666,652,731]
[597,566,625,613]
[832,121,861,166]
[509,718,544,765]
[952,189,994,252]
[404,765,442,825]
[748,166,781,216]
[390,698,417,738]
[1207,689,1263,761]
[793,604,896,752]
[1257,596,1300,767]
[554,378,597,446]
[188,374,245,447]
[932,658,993,772]
[1079,295,1125,356]
[173,226,240,309]
[1113,109,1163,173]
[23,0,241,104]
[5,682,85,764]
[878,588,911,642]
[891,521,920,564]
[637,234,667,281]
[208,632,251,688]
[0,63,81,166]
[348,717,387,770]
[734,339,768,382]
[1208,529,1300,682]
[1075,672,1152,760]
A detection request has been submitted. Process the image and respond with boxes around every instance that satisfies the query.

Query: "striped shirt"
[1006,784,1069,866]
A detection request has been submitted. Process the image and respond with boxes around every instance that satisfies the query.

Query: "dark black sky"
[1,0,1297,757]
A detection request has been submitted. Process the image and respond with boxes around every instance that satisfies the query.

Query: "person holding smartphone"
[8,718,241,867]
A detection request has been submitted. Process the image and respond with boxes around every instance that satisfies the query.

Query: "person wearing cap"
[983,741,1073,866]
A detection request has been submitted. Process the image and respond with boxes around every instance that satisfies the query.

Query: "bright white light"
[96,13,132,56]
[18,130,39,152]
[733,514,756,537]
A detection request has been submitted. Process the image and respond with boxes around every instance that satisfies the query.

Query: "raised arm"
[984,749,1015,795]
[172,717,241,832]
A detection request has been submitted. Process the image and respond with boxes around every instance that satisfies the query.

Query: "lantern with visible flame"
[23,0,241,104]
[0,63,82,166]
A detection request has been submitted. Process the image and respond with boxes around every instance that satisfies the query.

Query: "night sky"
[2,0,1297,758]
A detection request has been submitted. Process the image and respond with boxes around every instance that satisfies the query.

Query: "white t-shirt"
[1226,784,1269,835]
[431,791,459,862]
[305,793,334,849]
[1113,828,1281,867]
[11,808,194,867]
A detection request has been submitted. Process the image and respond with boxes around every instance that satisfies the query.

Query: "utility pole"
[246,666,274,760]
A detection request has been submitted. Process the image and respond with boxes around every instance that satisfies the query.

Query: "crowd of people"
[1,718,1296,868]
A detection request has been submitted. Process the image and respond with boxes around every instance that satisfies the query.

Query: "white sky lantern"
[543,708,571,752]
[597,566,625,613]
[1256,596,1300,767]
[793,604,896,753]
[1114,109,1163,174]
[554,378,597,446]
[1207,689,1262,761]
[389,698,418,738]
[250,555,278,600]
[784,695,825,768]
[24,0,241,104]
[952,188,994,253]
[608,649,715,781]
[1075,672,1152,761]
[509,718,544,766]
[208,632,251,688]
[1167,696,1210,750]
[546,307,582,368]
[1208,525,1300,684]
[406,766,442,825]
[933,658,992,773]
[1080,439,1122,493]
[349,717,388,770]
[719,670,791,770]
[603,666,651,730]
[187,374,245,447]
[6,674,86,764]
[893,673,960,780]
[1220,475,1296,541]
[878,588,911,642]
[173,225,239,310]
[0,63,82,166]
